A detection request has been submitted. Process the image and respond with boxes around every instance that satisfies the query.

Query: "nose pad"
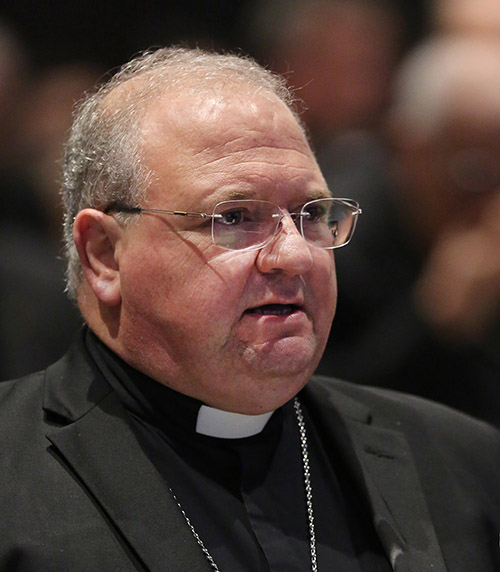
[256,214,313,275]
[277,212,301,236]
[266,213,304,248]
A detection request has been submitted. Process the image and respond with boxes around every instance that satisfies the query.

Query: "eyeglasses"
[104,197,361,252]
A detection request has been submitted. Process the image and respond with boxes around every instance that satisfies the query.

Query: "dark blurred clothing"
[0,222,81,380]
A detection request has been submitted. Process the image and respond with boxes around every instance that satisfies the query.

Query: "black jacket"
[1,335,500,571]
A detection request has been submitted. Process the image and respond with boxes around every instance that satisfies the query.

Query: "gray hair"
[62,46,302,300]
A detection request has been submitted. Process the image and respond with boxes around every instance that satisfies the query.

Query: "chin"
[274,334,320,368]
[243,336,319,381]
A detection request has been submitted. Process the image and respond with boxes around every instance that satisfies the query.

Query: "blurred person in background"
[19,61,104,241]
[433,0,500,38]
[250,0,406,141]
[0,22,83,379]
[0,20,45,231]
[318,35,500,428]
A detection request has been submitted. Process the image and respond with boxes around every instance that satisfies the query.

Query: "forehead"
[143,83,303,142]
[138,85,326,205]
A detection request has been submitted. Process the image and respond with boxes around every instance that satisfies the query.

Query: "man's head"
[63,47,342,413]
[62,48,303,297]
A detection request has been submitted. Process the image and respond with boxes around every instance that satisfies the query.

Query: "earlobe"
[73,209,122,306]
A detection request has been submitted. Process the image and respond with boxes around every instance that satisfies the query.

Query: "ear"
[73,209,123,306]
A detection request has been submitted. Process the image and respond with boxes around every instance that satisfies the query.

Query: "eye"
[302,203,327,223]
[216,208,249,226]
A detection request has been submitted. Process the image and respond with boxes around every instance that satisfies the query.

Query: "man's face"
[113,87,337,413]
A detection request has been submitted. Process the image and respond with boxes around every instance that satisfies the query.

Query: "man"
[1,47,499,572]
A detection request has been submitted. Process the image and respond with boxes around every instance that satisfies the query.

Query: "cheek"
[314,249,336,288]
[190,251,258,315]
[120,243,255,326]
[117,239,185,327]
[312,252,337,324]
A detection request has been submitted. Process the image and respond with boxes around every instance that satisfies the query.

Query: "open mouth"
[245,304,301,316]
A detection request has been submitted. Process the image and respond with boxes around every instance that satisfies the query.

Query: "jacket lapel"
[303,378,448,572]
[43,341,211,572]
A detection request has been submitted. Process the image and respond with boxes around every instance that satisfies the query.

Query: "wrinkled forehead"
[104,78,324,207]
[139,83,311,159]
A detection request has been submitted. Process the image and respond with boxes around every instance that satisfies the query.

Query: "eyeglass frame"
[103,197,362,252]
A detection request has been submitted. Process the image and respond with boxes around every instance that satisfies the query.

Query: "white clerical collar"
[195,405,274,439]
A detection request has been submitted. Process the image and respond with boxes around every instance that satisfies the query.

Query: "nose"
[255,214,314,275]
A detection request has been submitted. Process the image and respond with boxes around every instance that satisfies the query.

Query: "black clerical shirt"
[86,330,390,571]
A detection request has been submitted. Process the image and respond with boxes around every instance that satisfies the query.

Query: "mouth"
[244,304,302,316]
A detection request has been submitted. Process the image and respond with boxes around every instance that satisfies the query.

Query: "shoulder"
[0,372,46,424]
[304,376,500,518]
[306,374,500,456]
[0,372,57,468]
[0,332,106,439]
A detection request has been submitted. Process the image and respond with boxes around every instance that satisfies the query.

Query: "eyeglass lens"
[212,199,358,251]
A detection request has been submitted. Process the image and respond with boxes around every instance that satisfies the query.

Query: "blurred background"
[3,0,500,430]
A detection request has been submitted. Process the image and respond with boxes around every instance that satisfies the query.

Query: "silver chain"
[294,398,318,572]
[168,487,221,571]
[169,397,317,571]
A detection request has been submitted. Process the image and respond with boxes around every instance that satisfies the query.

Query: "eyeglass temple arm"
[104,203,221,219]
[141,208,211,218]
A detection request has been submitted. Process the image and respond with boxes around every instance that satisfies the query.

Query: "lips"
[245,304,301,316]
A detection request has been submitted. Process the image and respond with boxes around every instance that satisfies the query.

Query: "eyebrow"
[308,189,333,200]
[205,188,333,205]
